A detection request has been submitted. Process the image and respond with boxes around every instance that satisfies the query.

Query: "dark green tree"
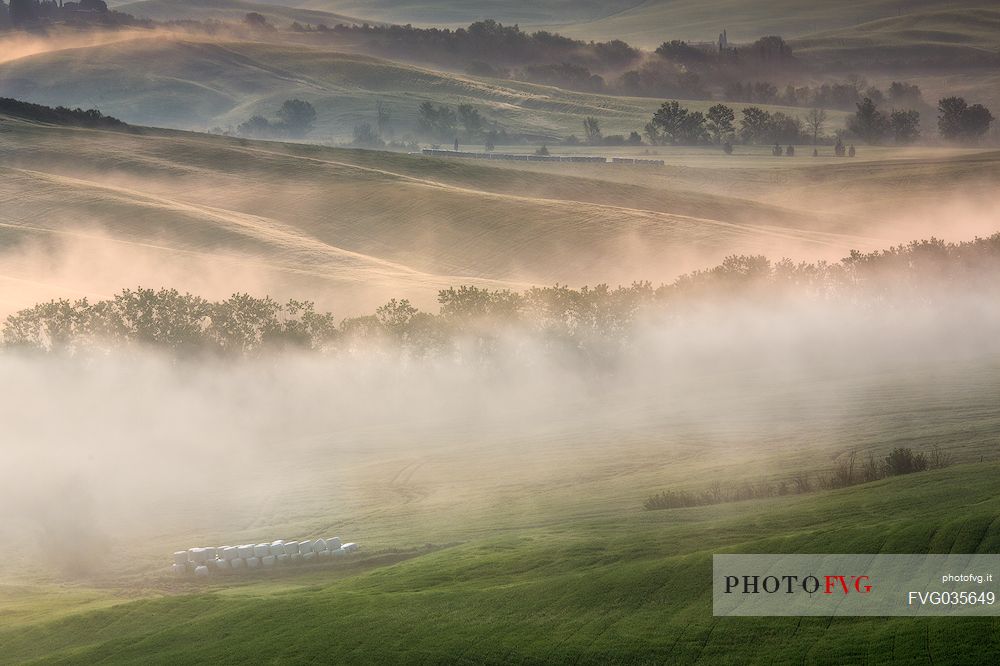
[739,106,772,144]
[705,104,735,143]
[583,116,602,144]
[277,99,316,137]
[848,97,889,144]
[938,97,993,143]
[889,109,920,144]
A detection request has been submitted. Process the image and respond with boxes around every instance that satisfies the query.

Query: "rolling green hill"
[0,36,852,142]
[283,0,1000,46]
[1,110,996,314]
[3,458,1000,662]
[116,0,370,28]
[560,0,998,45]
[793,8,1000,63]
[3,98,1000,664]
[288,0,637,26]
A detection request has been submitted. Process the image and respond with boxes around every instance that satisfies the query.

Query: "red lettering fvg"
[823,575,872,594]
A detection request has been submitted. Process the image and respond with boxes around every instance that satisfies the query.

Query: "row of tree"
[632,95,991,147]
[640,102,817,145]
[724,79,925,111]
[9,234,1000,358]
[0,97,128,129]
[848,96,993,145]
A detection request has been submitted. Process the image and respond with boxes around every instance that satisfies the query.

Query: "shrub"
[884,447,928,476]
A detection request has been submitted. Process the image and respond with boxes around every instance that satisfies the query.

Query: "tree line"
[8,234,1000,358]
[0,97,128,130]
[723,78,925,111]
[632,94,991,148]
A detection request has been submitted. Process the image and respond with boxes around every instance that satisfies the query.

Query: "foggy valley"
[1,0,999,662]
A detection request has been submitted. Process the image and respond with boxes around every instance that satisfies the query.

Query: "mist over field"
[2,0,1000,662]
[5,252,1000,581]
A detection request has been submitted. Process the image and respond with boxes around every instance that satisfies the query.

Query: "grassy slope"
[2,123,1000,664]
[294,0,638,26]
[115,0,369,27]
[792,8,1000,61]
[9,113,953,313]
[533,0,997,46]
[0,36,850,140]
[3,462,1000,663]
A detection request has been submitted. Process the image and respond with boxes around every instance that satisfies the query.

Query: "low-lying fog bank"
[5,236,1000,580]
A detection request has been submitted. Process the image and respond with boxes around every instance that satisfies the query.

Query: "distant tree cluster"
[938,97,995,143]
[724,78,925,112]
[414,102,505,145]
[328,20,639,75]
[843,95,993,145]
[0,97,127,129]
[9,235,1000,359]
[641,101,810,146]
[237,99,317,139]
[847,97,921,145]
[3,289,338,356]
[634,93,992,148]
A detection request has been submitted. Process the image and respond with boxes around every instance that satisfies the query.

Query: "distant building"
[718,29,728,52]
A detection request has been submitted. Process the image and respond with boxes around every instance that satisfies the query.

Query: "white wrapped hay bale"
[299,540,314,555]
[253,543,270,558]
[246,556,260,569]
[313,538,327,552]
[318,549,332,560]
[332,547,345,558]
[302,551,316,562]
[189,548,208,564]
[230,557,245,570]
[262,555,275,568]
[342,542,359,553]
[270,543,286,556]
[172,563,186,576]
[284,541,300,555]
[276,553,289,565]
[326,537,342,549]
[205,547,218,560]
[194,565,209,577]
[214,558,230,571]
[238,544,254,559]
[290,553,302,564]
[221,547,238,561]
[173,551,189,565]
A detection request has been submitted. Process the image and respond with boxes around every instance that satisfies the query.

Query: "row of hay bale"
[419,149,660,166]
[610,157,666,166]
[172,538,359,577]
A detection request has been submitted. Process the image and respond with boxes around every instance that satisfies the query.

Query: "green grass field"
[116,0,370,27]
[2,107,1000,662]
[3,410,1000,662]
